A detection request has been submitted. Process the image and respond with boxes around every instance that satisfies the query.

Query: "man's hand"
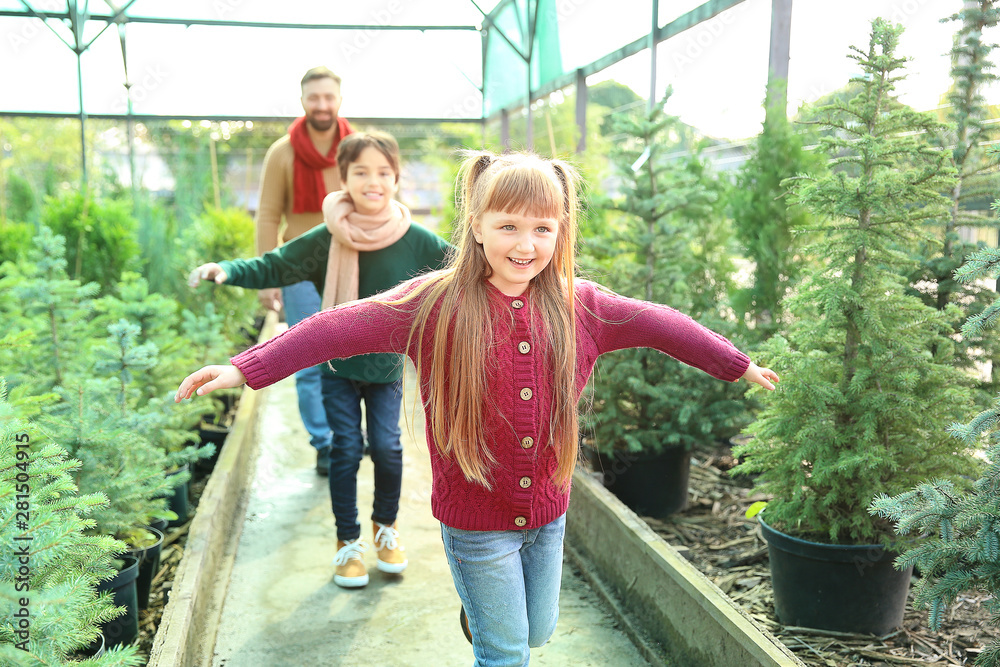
[188,263,228,287]
[258,288,282,312]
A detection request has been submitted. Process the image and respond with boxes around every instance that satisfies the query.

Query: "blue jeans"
[440,515,565,667]
[282,281,332,451]
[320,374,403,541]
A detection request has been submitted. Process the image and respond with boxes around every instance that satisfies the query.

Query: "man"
[254,66,353,474]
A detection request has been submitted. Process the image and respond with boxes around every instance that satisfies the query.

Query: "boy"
[188,131,452,588]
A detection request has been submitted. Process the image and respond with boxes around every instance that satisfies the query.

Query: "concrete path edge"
[146,311,277,667]
[566,471,805,667]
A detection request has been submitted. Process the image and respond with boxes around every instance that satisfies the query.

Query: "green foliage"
[734,19,977,545]
[0,226,100,389]
[582,90,750,455]
[0,221,34,264]
[730,102,823,339]
[40,381,176,543]
[0,383,143,666]
[908,1,1000,396]
[184,206,261,344]
[40,192,140,291]
[870,182,1000,666]
[4,172,38,225]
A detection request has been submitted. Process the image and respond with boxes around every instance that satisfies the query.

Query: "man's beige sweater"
[255,134,343,253]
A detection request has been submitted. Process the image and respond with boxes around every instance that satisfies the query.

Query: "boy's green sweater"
[220,221,452,383]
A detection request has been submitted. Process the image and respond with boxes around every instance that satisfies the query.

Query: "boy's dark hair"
[337,132,401,183]
[301,66,342,89]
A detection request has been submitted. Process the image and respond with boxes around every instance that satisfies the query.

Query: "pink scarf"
[321,190,412,310]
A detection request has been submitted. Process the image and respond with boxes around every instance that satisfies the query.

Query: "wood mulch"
[635,443,995,667]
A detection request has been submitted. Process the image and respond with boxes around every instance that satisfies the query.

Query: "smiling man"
[253,66,355,475]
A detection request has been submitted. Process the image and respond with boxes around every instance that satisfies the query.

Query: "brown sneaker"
[373,521,408,574]
[332,538,368,588]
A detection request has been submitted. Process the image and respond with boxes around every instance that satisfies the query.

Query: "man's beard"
[306,114,335,132]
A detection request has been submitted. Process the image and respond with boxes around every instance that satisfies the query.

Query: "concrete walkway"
[211,367,652,667]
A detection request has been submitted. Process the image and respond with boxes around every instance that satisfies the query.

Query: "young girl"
[187,131,452,588]
[176,150,778,665]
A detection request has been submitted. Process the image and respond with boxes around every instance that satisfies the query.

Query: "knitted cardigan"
[231,277,751,531]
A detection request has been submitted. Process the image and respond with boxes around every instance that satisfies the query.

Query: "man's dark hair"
[301,66,342,90]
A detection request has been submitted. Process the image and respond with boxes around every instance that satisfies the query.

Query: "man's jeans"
[320,374,403,541]
[281,281,332,451]
[440,515,565,667]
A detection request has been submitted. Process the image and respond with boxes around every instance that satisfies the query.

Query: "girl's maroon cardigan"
[232,277,750,531]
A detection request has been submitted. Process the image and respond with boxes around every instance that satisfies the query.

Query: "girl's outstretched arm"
[175,365,247,402]
[743,363,779,391]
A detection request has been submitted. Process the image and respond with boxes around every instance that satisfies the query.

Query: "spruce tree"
[582,91,751,454]
[0,382,143,666]
[730,87,823,339]
[0,226,99,389]
[733,19,977,544]
[869,190,1000,667]
[910,1,1000,390]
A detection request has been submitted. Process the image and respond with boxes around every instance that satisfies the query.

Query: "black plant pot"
[588,444,691,517]
[195,422,229,475]
[126,527,164,610]
[96,555,140,648]
[759,515,912,635]
[148,516,169,534]
[166,464,190,527]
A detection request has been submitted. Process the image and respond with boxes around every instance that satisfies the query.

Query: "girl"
[187,131,452,588]
[176,150,778,666]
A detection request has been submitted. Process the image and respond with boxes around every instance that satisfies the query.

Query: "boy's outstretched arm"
[187,262,229,287]
[743,362,779,391]
[175,365,246,402]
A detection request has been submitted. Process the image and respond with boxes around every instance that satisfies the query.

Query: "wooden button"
[514,516,527,527]
[520,436,534,449]
[518,341,530,354]
[512,299,524,309]
[519,476,532,488]
[520,388,532,400]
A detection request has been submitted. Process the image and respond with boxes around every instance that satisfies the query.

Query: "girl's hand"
[175,365,246,402]
[743,362,779,391]
[188,263,228,287]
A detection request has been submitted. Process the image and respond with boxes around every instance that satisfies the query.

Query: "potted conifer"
[868,133,1000,667]
[733,18,979,634]
[581,91,751,516]
[0,382,143,664]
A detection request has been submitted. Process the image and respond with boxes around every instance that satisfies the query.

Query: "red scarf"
[289,115,354,214]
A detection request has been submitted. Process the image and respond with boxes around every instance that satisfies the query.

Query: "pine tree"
[869,189,1000,667]
[730,86,823,339]
[41,381,175,546]
[0,226,99,389]
[909,1,1000,390]
[734,19,978,544]
[582,91,751,454]
[0,381,143,666]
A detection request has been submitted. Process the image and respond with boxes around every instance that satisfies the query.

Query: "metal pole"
[575,69,587,153]
[77,49,87,191]
[649,0,659,110]
[765,0,792,123]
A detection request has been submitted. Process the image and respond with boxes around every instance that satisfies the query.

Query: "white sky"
[0,0,993,139]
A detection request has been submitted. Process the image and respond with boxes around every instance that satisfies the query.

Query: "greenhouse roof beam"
[0,9,479,32]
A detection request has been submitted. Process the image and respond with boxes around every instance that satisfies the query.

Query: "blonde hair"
[391,151,580,489]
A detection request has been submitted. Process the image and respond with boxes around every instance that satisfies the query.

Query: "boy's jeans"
[320,375,403,541]
[282,280,332,451]
[440,515,565,667]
